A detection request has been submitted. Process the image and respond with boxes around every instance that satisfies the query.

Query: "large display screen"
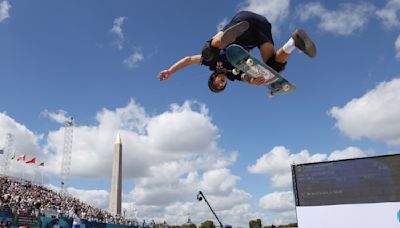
[293,154,400,206]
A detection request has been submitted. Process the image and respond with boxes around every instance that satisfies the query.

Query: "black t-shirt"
[202,50,241,81]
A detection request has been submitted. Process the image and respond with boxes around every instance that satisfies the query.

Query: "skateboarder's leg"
[281,29,317,58]
[259,42,287,72]
[269,30,316,64]
[267,29,317,71]
[211,21,250,48]
[259,42,275,64]
[203,21,249,62]
[210,31,225,49]
[275,48,290,63]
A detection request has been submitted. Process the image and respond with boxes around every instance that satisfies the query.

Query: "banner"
[15,214,40,227]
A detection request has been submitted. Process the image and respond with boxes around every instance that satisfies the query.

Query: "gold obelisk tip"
[115,134,122,144]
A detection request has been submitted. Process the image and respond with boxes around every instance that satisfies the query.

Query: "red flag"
[17,154,26,161]
[25,157,36,164]
[38,162,44,167]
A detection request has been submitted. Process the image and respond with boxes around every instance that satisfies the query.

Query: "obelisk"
[109,134,122,215]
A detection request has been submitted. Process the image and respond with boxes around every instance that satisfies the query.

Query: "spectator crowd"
[0,175,138,226]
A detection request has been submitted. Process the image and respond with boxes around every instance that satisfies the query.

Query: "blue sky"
[1,0,400,226]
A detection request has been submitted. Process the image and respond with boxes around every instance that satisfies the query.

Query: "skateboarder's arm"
[159,55,201,81]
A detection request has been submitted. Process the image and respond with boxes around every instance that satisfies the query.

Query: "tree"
[249,219,262,228]
[200,220,215,228]
[182,224,197,228]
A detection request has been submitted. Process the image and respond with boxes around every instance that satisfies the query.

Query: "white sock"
[282,37,296,54]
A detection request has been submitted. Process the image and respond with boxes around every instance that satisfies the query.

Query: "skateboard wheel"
[282,84,291,92]
[246,58,254,66]
[232,68,240,75]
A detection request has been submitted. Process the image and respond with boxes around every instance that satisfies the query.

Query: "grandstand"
[0,175,140,227]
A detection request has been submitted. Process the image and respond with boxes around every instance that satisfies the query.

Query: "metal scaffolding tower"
[1,134,14,175]
[60,117,74,192]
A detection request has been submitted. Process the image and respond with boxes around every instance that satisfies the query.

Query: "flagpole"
[32,160,36,183]
[32,165,35,183]
[22,154,26,180]
[38,164,43,186]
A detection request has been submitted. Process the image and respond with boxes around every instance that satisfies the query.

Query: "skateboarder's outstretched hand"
[250,76,266,85]
[242,74,266,86]
[158,69,172,81]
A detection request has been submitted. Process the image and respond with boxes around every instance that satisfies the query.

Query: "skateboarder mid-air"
[158,11,316,93]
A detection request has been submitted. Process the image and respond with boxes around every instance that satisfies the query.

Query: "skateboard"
[226,44,296,97]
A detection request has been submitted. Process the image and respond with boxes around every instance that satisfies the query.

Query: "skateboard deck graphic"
[226,44,296,97]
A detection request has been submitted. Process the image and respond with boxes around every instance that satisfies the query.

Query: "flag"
[0,149,4,154]
[25,157,36,164]
[38,161,44,167]
[17,154,26,161]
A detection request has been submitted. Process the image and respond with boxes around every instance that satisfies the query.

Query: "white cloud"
[297,2,375,35]
[248,146,326,174]
[330,78,400,145]
[199,168,240,194]
[328,147,368,160]
[120,156,253,226]
[46,184,110,213]
[271,211,297,227]
[270,172,293,188]
[259,191,294,212]
[377,0,400,28]
[147,102,219,154]
[41,109,71,124]
[123,51,144,68]
[217,18,228,31]
[248,147,326,188]
[126,156,240,207]
[0,112,43,178]
[396,35,400,59]
[258,191,296,225]
[248,146,368,188]
[239,0,290,33]
[41,100,225,180]
[111,16,127,50]
[67,187,110,209]
[0,0,11,22]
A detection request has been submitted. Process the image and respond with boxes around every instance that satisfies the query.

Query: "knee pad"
[266,55,286,72]
[201,40,220,64]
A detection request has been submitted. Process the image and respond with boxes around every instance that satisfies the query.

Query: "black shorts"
[222,11,274,50]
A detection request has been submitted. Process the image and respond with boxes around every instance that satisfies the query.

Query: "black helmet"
[208,72,227,93]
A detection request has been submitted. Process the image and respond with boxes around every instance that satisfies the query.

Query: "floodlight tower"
[60,117,74,192]
[1,134,14,175]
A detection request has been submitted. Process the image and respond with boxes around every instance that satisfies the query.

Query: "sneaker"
[220,21,250,46]
[291,29,317,58]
